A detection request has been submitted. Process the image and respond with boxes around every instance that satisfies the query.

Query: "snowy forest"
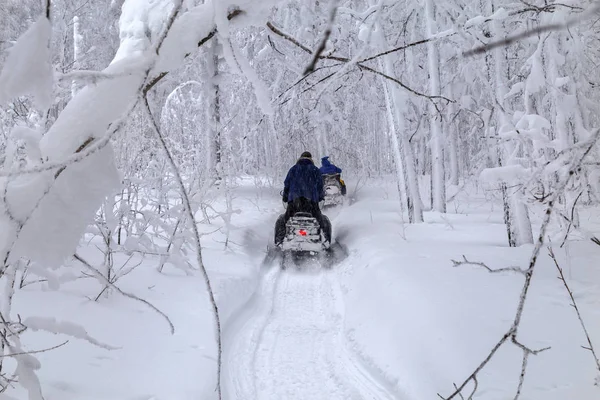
[1,0,600,399]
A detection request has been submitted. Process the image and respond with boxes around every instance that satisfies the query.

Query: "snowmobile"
[265,210,345,269]
[280,212,330,254]
[322,173,346,208]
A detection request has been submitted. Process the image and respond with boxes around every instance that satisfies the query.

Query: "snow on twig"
[143,9,245,95]
[73,253,175,334]
[442,129,600,399]
[24,317,117,350]
[0,117,122,178]
[141,95,222,399]
[464,1,600,56]
[0,340,68,359]
[57,69,138,85]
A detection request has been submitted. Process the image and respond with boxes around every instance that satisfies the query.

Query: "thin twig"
[141,95,222,399]
[266,21,452,102]
[549,247,600,374]
[303,0,339,75]
[73,253,175,334]
[465,1,600,56]
[0,340,68,358]
[442,129,600,399]
[452,255,526,274]
[560,190,583,247]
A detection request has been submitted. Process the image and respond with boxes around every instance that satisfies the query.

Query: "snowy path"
[223,266,398,400]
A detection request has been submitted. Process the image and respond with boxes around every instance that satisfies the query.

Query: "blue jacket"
[283,158,324,203]
[319,156,342,175]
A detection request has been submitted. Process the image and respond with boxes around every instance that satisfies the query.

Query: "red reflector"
[298,229,307,236]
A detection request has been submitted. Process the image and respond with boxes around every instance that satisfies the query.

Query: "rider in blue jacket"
[319,156,346,195]
[275,151,331,246]
[319,156,342,175]
[283,152,324,204]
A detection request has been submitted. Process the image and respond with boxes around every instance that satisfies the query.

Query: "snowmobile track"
[223,266,399,400]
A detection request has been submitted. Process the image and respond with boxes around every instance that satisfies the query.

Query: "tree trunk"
[424,0,446,213]
[376,23,423,223]
[71,15,82,97]
[447,83,459,186]
[207,40,222,184]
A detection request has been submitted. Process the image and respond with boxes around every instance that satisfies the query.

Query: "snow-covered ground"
[6,177,600,400]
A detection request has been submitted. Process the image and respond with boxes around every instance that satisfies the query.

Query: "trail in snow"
[223,265,399,400]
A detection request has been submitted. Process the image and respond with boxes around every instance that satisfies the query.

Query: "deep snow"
[6,177,600,399]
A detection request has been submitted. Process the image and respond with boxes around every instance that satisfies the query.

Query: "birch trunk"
[424,0,446,213]
[447,83,459,186]
[71,15,82,97]
[493,16,518,247]
[376,24,423,223]
[207,40,222,184]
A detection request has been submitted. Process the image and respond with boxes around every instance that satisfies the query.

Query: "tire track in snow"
[327,273,403,399]
[223,266,400,400]
[222,266,282,399]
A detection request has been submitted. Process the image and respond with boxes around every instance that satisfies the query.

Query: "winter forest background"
[1,0,600,399]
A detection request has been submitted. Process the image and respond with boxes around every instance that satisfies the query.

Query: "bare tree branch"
[465,1,600,56]
[559,190,584,247]
[357,64,453,103]
[141,95,223,399]
[266,22,452,102]
[442,129,600,399]
[549,247,600,374]
[452,255,526,274]
[73,253,175,334]
[0,340,68,358]
[360,37,433,64]
[303,0,339,75]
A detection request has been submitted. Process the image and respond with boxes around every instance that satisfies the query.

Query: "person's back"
[275,151,331,246]
[283,153,324,204]
[319,156,346,196]
[319,156,342,176]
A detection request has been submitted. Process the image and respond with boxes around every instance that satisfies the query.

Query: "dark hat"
[300,151,312,159]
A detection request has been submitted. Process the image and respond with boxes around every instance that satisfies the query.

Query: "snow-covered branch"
[73,253,175,334]
[141,94,223,399]
[143,8,245,95]
[465,1,600,56]
[443,129,600,399]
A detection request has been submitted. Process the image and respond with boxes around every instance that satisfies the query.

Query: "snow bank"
[333,182,600,400]
[9,178,279,400]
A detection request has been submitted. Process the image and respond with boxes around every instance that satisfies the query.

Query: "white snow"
[0,17,53,110]
[113,0,175,64]
[464,8,508,29]
[153,4,213,73]
[7,178,599,399]
[24,317,117,350]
